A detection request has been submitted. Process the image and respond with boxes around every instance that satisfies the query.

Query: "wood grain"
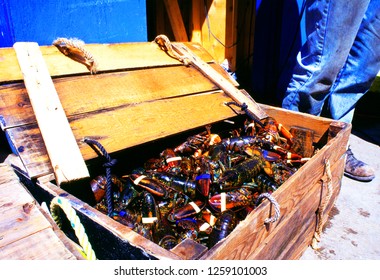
[163,0,189,41]
[5,91,237,178]
[0,64,224,129]
[0,164,80,260]
[14,42,89,185]
[0,42,215,83]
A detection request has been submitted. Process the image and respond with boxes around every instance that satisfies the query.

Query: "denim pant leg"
[326,0,380,123]
[282,0,370,117]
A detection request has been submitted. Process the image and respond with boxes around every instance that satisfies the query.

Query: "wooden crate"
[0,41,351,260]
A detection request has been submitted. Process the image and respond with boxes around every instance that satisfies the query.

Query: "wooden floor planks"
[0,163,82,260]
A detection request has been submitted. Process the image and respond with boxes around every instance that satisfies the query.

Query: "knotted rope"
[53,37,98,73]
[84,138,117,216]
[311,159,333,249]
[256,192,281,224]
[50,196,96,260]
[225,101,265,127]
[154,34,191,66]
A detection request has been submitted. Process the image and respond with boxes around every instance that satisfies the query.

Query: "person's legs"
[282,0,370,116]
[326,0,380,123]
[282,0,377,182]
[324,1,380,182]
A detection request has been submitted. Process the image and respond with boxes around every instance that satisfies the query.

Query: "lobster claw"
[201,208,218,227]
[276,122,294,146]
[140,192,160,225]
[128,173,167,197]
[160,148,182,169]
[90,175,107,203]
[195,173,211,197]
[167,200,206,222]
[261,150,282,162]
[208,188,254,212]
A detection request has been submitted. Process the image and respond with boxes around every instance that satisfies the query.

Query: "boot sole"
[344,171,375,182]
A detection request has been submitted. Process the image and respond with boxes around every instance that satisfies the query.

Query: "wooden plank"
[13,42,89,185]
[0,64,227,129]
[191,0,203,43]
[163,0,189,42]
[0,164,51,250]
[0,227,78,260]
[5,91,238,178]
[278,159,344,260]
[201,0,228,64]
[0,164,84,259]
[261,104,334,142]
[0,197,51,249]
[0,42,214,83]
[224,0,238,71]
[0,172,36,209]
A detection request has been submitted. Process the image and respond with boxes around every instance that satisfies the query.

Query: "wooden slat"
[0,166,52,250]
[0,164,81,260]
[5,91,237,178]
[0,42,214,83]
[224,0,238,71]
[0,227,78,260]
[0,64,226,129]
[14,42,89,185]
[191,0,202,43]
[163,0,189,41]
[200,0,231,64]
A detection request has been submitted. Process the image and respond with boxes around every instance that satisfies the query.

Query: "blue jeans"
[282,0,380,123]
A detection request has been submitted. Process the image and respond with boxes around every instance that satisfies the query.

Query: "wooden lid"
[0,41,240,180]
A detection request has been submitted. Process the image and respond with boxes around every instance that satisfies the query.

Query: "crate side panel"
[261,104,333,143]
[279,158,345,260]
[35,180,182,260]
[201,122,350,260]
[249,157,344,260]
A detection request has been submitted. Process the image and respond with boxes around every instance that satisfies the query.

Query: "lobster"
[217,153,273,190]
[208,187,257,212]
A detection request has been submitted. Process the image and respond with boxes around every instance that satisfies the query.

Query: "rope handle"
[311,159,333,249]
[83,138,117,216]
[50,196,97,260]
[256,192,281,224]
[154,34,191,66]
[52,37,98,74]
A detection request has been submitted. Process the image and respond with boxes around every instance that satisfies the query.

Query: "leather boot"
[344,146,375,182]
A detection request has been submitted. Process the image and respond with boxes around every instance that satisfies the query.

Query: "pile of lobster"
[90,117,311,250]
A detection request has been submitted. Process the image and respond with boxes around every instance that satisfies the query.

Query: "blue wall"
[0,0,147,47]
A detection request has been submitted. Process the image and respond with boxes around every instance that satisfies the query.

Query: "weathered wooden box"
[0,41,351,260]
